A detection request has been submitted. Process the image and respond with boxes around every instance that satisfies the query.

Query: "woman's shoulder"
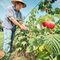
[6,5,14,11]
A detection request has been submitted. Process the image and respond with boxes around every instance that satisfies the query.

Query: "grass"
[0,32,3,50]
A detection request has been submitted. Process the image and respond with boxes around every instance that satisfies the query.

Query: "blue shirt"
[3,5,23,29]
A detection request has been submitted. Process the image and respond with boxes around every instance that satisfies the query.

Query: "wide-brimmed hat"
[12,0,26,8]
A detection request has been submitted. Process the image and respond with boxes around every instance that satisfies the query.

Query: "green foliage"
[13,8,60,60]
[44,34,60,56]
[55,8,60,14]
[38,0,60,15]
[37,14,54,23]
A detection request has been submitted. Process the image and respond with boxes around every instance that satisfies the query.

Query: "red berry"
[42,21,49,27]
[49,23,55,29]
[42,21,55,29]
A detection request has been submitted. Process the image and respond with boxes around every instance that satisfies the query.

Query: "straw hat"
[12,0,26,8]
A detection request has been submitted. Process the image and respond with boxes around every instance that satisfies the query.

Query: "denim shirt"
[3,5,23,30]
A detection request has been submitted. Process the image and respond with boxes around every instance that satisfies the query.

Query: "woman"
[0,0,27,58]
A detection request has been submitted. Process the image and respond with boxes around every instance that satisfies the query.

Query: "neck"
[16,9,20,12]
[13,6,20,12]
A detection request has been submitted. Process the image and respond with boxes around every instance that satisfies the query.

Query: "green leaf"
[44,34,60,57]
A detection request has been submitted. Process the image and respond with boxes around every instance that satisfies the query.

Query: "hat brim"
[12,1,26,8]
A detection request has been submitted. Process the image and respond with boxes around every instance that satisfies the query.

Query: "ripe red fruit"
[42,21,55,29]
[48,22,55,29]
[42,21,50,27]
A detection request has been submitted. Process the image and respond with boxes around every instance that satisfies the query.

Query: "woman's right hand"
[19,24,28,30]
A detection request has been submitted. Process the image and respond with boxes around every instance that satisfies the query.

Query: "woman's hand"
[19,24,28,30]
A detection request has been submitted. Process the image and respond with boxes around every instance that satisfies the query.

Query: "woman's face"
[15,2,23,11]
